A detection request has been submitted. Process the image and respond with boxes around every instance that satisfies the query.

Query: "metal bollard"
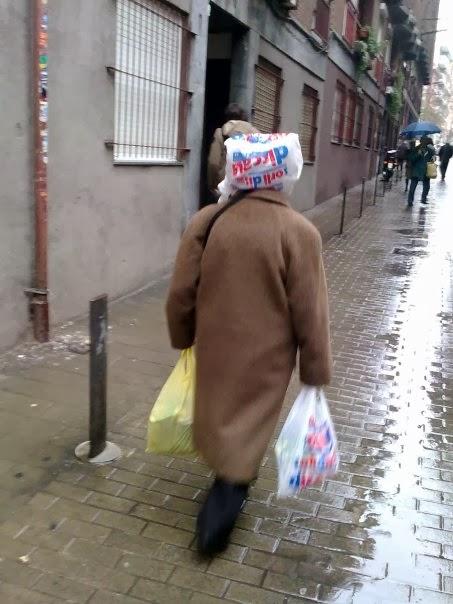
[373,173,378,205]
[359,177,366,218]
[89,295,108,458]
[75,295,121,464]
[339,187,347,235]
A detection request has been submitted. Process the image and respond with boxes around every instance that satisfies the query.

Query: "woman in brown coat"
[166,141,332,555]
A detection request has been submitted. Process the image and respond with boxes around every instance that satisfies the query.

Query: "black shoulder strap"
[202,190,250,249]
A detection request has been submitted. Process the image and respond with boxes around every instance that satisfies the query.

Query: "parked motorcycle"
[382,150,397,183]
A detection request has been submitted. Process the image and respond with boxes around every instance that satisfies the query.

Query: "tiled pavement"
[1,177,453,603]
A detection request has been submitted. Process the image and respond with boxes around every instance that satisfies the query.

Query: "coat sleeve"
[286,224,332,386]
[207,129,224,192]
[166,212,210,350]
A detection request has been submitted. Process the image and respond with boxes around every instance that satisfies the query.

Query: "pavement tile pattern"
[0,178,453,603]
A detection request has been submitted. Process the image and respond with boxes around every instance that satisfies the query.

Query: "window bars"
[253,58,283,133]
[110,0,191,164]
[300,85,319,162]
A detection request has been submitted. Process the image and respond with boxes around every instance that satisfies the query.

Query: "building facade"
[422,46,453,142]
[0,0,439,349]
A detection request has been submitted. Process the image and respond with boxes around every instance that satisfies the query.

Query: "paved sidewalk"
[0,178,453,603]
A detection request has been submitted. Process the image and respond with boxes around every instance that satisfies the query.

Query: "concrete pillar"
[229,28,260,119]
[182,0,209,223]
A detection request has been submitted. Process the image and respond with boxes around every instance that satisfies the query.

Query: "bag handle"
[202,190,250,249]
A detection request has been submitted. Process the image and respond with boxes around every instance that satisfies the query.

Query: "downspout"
[28,0,49,341]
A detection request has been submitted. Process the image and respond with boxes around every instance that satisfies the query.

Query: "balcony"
[314,0,330,41]
[344,1,359,47]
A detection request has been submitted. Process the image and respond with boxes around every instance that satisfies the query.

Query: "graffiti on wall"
[39,0,48,164]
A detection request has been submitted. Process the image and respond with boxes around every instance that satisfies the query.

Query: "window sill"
[311,29,328,45]
[304,161,315,166]
[113,161,184,167]
[341,36,355,51]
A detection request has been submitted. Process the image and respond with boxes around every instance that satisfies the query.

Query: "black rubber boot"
[196,478,249,556]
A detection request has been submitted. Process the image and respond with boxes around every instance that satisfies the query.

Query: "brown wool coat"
[166,190,332,482]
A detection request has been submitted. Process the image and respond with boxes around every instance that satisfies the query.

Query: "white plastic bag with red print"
[218,132,303,199]
[275,386,339,498]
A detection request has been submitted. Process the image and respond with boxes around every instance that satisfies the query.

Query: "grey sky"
[434,0,452,59]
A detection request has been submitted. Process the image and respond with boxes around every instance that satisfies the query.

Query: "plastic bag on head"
[218,132,303,199]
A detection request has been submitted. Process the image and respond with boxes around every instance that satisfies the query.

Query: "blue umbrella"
[400,121,442,138]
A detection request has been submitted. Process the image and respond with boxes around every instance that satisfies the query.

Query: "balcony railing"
[343,1,359,47]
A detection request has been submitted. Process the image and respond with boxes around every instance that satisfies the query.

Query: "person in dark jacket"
[405,140,416,192]
[396,139,409,173]
[407,136,435,207]
[439,142,453,181]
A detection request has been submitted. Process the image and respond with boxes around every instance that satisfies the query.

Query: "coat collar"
[246,189,290,207]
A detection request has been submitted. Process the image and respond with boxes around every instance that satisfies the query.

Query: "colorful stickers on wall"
[39,1,48,165]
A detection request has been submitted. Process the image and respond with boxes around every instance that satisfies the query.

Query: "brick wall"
[292,1,316,31]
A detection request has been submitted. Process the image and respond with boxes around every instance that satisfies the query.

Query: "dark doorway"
[199,5,247,208]
[201,58,231,207]
[358,0,374,26]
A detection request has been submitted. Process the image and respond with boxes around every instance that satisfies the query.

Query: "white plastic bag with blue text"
[218,132,303,199]
[275,387,339,498]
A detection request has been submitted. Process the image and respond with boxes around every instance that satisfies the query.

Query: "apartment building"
[0,0,439,348]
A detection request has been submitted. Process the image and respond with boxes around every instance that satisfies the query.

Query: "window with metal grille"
[366,106,375,149]
[354,98,364,147]
[299,85,319,162]
[314,0,330,40]
[344,91,356,146]
[253,58,282,133]
[331,83,346,144]
[112,0,190,164]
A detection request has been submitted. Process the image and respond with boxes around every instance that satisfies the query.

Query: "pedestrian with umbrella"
[406,136,435,207]
[400,122,441,208]
[400,121,442,139]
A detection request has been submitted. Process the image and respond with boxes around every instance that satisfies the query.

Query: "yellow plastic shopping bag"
[426,161,438,179]
[146,348,196,457]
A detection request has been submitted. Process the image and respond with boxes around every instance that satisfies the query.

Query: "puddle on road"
[392,247,429,257]
[317,194,453,601]
[384,262,411,277]
[394,228,428,238]
[353,196,453,596]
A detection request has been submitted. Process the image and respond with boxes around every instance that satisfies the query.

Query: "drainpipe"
[28,0,49,341]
